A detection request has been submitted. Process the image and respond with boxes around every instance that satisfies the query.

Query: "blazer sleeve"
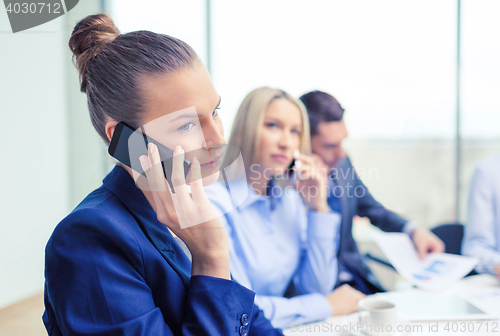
[186,276,284,336]
[44,208,281,336]
[352,165,408,232]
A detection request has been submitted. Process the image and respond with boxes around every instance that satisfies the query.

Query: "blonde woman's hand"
[140,143,230,279]
[292,153,330,212]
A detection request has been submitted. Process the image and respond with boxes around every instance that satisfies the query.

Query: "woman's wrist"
[191,249,231,280]
[309,202,330,213]
[307,190,330,212]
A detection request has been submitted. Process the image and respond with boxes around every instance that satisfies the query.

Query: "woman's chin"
[201,170,220,186]
[268,165,289,178]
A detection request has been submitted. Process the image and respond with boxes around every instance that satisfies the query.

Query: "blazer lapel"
[103,165,191,288]
[333,157,353,251]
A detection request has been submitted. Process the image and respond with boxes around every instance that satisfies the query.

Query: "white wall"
[0,0,104,309]
[210,0,457,140]
[64,3,111,208]
[108,0,207,64]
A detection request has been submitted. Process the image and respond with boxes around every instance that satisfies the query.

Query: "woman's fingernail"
[149,143,157,155]
[295,160,302,169]
[174,145,182,154]
[294,149,300,158]
[139,155,148,169]
[192,157,199,165]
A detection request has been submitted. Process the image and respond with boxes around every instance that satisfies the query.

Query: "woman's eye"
[178,122,194,131]
[291,129,301,135]
[265,123,278,129]
[212,108,220,118]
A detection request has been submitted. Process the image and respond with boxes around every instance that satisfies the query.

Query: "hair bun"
[69,14,120,92]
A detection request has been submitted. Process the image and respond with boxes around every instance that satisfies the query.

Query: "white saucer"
[341,313,414,336]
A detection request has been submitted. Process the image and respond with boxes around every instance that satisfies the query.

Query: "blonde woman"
[205,87,365,329]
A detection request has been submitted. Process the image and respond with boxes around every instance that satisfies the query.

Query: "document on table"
[372,231,479,291]
[463,287,500,315]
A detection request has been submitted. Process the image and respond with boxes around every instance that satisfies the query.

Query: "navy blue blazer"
[43,165,283,336]
[332,156,408,294]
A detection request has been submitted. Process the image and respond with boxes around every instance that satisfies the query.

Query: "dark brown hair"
[69,14,199,143]
[299,91,345,136]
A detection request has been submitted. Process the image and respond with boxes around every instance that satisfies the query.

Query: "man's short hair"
[299,90,345,136]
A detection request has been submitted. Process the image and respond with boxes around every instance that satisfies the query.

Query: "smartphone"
[287,150,300,179]
[108,122,191,189]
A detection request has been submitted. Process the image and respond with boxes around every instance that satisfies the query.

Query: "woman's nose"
[202,120,226,149]
[278,130,292,149]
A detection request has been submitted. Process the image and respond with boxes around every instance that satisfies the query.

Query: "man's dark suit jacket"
[331,156,408,294]
[43,165,283,336]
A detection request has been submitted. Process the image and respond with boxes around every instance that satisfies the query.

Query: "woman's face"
[139,63,225,185]
[255,98,303,176]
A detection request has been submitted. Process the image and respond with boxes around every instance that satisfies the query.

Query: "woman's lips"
[271,154,289,164]
[200,155,222,170]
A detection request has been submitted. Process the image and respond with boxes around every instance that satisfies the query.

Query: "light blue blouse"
[205,178,342,329]
[462,154,500,274]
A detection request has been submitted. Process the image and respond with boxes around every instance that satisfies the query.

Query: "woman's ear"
[105,119,119,142]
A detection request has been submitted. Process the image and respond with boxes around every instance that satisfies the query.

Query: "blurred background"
[1,0,499,334]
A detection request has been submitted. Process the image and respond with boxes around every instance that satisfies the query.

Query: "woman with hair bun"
[42,14,283,336]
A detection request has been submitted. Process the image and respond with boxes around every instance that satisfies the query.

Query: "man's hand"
[326,284,366,316]
[494,265,500,279]
[412,227,445,259]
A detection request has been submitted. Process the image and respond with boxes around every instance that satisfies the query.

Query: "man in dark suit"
[300,90,445,296]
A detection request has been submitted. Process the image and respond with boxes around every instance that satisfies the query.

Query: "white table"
[284,274,500,336]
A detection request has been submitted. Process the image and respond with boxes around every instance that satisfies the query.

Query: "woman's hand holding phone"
[292,153,330,213]
[139,143,230,280]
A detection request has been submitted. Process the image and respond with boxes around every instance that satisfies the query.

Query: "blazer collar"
[102,165,174,247]
[102,165,191,284]
[329,156,350,222]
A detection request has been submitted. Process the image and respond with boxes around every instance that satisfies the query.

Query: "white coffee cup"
[358,298,399,336]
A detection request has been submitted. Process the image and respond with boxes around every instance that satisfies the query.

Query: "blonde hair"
[221,86,311,177]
